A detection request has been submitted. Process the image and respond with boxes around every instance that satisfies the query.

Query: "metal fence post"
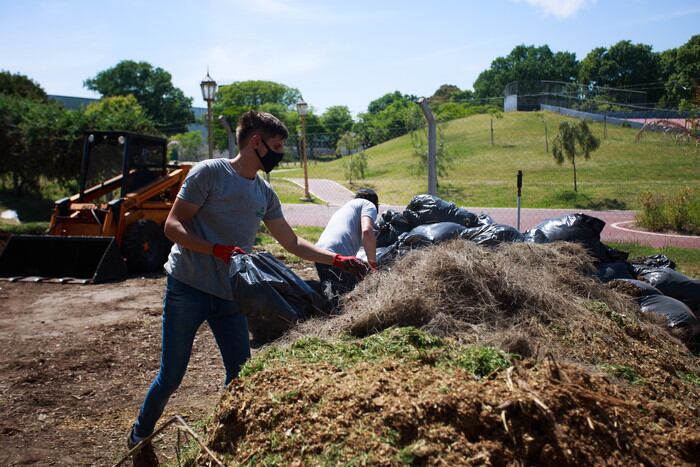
[418,98,437,196]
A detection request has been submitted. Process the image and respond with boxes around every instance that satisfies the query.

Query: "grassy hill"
[277,111,700,209]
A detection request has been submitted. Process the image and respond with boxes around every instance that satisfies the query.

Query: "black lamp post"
[200,71,218,159]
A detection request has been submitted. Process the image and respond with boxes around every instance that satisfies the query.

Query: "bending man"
[315,188,379,309]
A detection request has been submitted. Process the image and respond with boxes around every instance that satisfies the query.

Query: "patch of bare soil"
[0,261,319,466]
[206,359,700,466]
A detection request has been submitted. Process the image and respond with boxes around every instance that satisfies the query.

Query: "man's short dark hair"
[236,110,289,149]
[355,188,379,210]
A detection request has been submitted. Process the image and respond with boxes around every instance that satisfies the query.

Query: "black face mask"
[255,138,284,173]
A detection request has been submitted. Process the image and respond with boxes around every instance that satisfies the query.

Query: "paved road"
[281,178,700,249]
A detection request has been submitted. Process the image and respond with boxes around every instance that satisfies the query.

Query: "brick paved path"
[282,179,700,249]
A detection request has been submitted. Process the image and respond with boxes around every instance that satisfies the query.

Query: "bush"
[637,187,700,235]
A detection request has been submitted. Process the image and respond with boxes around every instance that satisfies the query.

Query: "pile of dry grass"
[288,241,699,403]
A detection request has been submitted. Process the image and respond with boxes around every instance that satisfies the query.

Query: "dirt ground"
[0,262,318,466]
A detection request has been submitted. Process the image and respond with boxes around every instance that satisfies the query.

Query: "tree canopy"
[84,60,193,134]
[83,95,159,135]
[473,45,579,98]
[320,105,354,147]
[354,92,421,146]
[0,71,47,101]
[578,40,662,102]
[659,35,700,108]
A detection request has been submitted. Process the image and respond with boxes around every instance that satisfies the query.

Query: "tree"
[488,108,503,145]
[552,120,600,192]
[83,95,160,135]
[84,60,193,134]
[473,44,579,99]
[431,84,462,104]
[579,40,662,102]
[354,92,422,147]
[168,131,205,161]
[213,80,304,150]
[0,95,81,194]
[337,132,367,183]
[411,124,453,187]
[321,106,353,148]
[366,90,416,114]
[659,35,700,108]
[535,111,549,153]
[0,71,47,101]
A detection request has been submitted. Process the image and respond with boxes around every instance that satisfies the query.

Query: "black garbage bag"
[477,213,495,226]
[630,254,677,272]
[634,267,700,312]
[376,244,401,266]
[534,213,628,262]
[375,210,413,248]
[595,262,635,282]
[402,222,467,247]
[638,294,698,328]
[230,252,330,341]
[403,194,478,228]
[616,278,663,296]
[461,223,524,247]
[630,255,676,275]
[523,228,550,244]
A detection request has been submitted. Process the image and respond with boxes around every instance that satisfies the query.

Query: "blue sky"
[1,0,698,115]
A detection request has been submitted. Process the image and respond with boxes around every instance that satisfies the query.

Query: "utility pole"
[418,98,437,196]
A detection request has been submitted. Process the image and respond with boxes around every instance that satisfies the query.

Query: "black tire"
[123,219,168,273]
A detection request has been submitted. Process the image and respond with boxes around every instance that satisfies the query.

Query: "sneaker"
[127,427,158,467]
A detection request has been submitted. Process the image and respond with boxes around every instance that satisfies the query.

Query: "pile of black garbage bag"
[228,194,698,341]
[371,194,699,331]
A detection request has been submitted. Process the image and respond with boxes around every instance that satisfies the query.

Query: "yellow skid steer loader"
[0,131,192,283]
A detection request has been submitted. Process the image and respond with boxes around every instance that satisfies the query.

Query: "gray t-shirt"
[164,158,283,300]
[316,198,377,256]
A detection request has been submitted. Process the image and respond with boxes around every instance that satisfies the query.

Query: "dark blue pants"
[315,263,358,311]
[133,276,250,437]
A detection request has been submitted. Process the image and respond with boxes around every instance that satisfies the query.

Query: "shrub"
[636,187,700,235]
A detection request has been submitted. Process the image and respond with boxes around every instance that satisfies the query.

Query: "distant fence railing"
[540,105,644,129]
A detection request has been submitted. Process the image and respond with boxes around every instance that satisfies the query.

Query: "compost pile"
[204,356,700,466]
[203,195,700,465]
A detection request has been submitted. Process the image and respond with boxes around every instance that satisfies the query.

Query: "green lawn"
[268,178,324,205]
[281,111,700,209]
[255,225,323,263]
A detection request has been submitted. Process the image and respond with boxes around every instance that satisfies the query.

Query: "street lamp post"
[200,70,218,159]
[296,99,312,201]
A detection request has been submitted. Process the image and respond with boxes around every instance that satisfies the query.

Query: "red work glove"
[368,260,378,271]
[332,254,370,279]
[212,244,246,264]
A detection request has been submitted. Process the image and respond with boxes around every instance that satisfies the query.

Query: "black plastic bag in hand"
[230,252,330,342]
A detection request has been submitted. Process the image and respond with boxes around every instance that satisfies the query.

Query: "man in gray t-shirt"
[315,188,379,308]
[128,111,368,459]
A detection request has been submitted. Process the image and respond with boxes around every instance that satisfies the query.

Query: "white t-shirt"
[316,198,377,256]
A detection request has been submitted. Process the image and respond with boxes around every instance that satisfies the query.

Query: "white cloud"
[513,0,596,19]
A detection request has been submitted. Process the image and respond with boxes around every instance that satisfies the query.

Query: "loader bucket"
[0,235,128,284]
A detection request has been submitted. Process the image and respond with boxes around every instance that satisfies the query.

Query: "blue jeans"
[133,275,250,437]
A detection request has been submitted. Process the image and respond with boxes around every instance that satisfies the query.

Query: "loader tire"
[123,219,168,273]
